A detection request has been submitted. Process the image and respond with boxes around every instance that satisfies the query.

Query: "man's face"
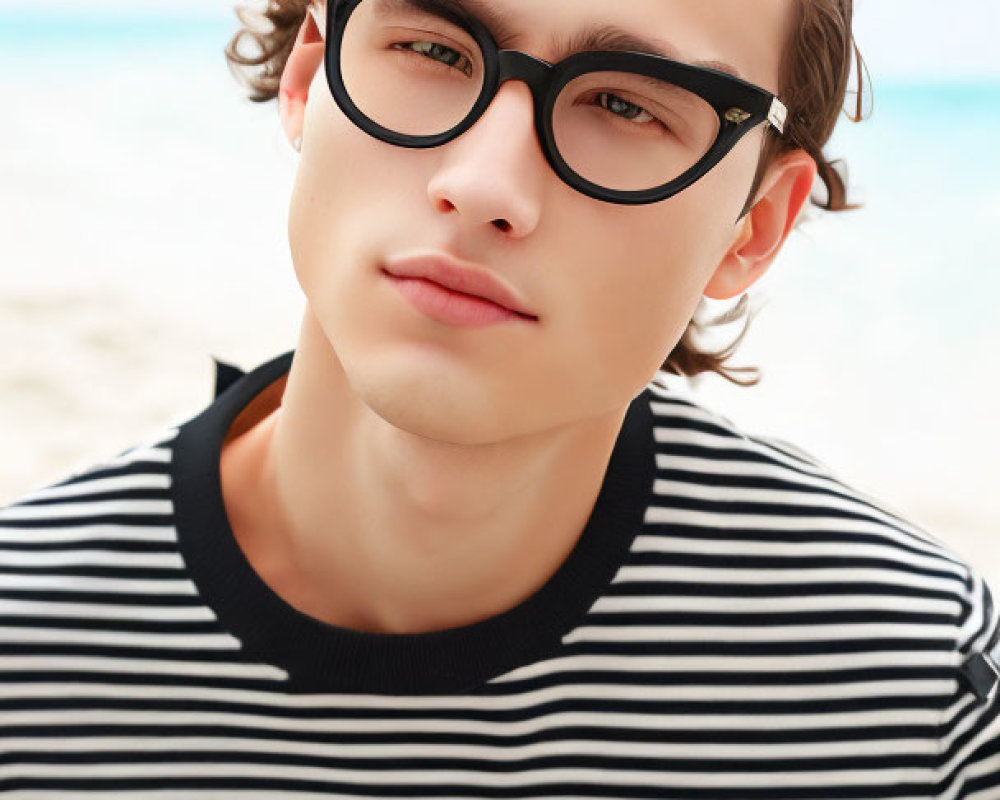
[287,0,794,442]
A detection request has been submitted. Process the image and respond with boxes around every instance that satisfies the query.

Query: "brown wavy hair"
[224,0,871,388]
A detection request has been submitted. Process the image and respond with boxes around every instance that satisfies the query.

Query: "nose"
[426,79,546,237]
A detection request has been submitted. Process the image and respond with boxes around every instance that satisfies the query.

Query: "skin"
[219,0,817,635]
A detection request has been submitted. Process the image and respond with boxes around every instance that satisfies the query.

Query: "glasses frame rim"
[325,0,789,208]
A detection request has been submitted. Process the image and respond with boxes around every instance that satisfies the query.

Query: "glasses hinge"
[768,97,788,134]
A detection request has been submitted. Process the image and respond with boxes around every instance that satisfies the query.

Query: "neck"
[220,309,630,635]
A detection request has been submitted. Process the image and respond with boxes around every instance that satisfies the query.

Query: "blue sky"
[853,0,1000,80]
[0,0,997,80]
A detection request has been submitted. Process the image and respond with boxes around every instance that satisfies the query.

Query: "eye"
[597,92,656,124]
[392,40,475,78]
[580,91,669,134]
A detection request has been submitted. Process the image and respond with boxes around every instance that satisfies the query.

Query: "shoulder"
[642,372,996,682]
[645,371,855,477]
[644,371,974,552]
[0,424,182,524]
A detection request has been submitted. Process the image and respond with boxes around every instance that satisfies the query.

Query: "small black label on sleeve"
[961,650,1000,702]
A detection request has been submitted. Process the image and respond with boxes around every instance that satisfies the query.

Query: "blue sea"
[1,11,998,577]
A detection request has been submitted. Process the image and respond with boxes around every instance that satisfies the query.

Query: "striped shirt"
[1,347,999,798]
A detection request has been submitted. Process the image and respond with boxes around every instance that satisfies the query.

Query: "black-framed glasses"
[323,0,788,208]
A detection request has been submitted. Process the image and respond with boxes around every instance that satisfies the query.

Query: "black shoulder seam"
[211,355,246,400]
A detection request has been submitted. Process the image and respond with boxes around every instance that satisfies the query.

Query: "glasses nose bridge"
[494,49,555,109]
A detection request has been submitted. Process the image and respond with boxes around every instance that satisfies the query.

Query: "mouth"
[380,253,539,321]
[381,268,539,327]
[416,278,539,321]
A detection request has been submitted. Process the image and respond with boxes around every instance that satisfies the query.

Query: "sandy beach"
[1,14,997,586]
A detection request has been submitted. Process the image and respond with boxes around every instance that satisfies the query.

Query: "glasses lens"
[339,0,721,193]
[552,72,721,192]
[340,0,485,136]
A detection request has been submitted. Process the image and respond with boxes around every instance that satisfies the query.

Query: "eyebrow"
[379,0,746,81]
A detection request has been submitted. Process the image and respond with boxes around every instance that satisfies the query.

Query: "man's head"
[225,0,864,441]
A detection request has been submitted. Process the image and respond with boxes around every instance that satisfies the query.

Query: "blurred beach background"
[1,1,998,583]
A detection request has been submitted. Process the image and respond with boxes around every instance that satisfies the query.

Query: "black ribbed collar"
[171,349,657,696]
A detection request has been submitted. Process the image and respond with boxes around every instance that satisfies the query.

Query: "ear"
[701,147,818,300]
[278,3,327,151]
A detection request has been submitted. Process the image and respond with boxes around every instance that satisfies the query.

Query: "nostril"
[493,219,512,232]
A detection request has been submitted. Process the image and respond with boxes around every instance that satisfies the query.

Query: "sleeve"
[937,570,1000,798]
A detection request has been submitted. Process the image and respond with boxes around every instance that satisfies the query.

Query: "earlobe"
[278,7,326,151]
[702,149,818,301]
[701,213,758,301]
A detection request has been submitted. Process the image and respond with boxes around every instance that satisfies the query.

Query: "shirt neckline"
[171,349,657,696]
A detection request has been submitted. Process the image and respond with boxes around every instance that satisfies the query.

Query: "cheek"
[287,77,405,295]
[296,78,385,209]
[558,136,761,380]
[552,203,718,384]
[699,130,767,223]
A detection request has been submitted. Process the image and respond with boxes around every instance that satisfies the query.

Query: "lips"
[381,253,537,320]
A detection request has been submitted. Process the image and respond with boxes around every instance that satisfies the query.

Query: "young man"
[1,0,998,796]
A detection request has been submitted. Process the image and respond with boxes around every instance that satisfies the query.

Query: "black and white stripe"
[1,361,998,798]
